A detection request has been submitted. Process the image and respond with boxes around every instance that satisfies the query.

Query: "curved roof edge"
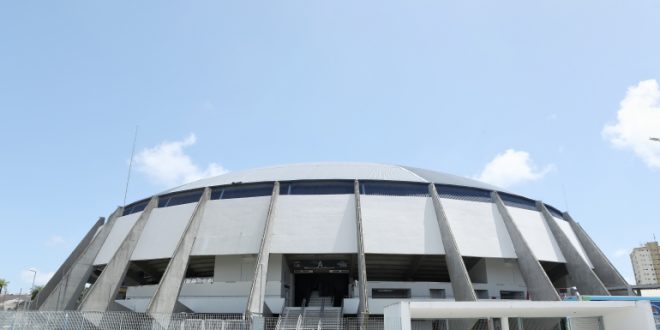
[160,162,505,194]
[401,165,503,192]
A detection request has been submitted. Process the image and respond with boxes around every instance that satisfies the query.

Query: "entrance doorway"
[294,273,349,307]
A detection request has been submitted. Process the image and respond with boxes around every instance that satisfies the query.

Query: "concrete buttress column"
[34,216,106,310]
[428,184,477,301]
[147,188,211,315]
[78,197,158,312]
[491,192,560,301]
[354,180,370,318]
[246,182,280,318]
[38,207,123,310]
[563,212,631,294]
[537,202,610,295]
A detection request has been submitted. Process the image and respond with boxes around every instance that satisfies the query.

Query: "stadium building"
[32,163,633,325]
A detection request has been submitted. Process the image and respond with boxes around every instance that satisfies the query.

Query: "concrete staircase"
[276,296,342,330]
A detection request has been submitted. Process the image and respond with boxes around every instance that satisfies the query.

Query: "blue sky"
[1,1,659,293]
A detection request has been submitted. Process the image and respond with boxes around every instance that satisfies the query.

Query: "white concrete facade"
[94,212,141,265]
[441,198,515,258]
[270,195,357,253]
[42,163,625,316]
[361,196,444,255]
[191,197,270,256]
[384,301,656,330]
[131,203,197,261]
[506,206,566,263]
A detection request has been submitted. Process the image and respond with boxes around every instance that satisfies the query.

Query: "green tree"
[0,278,8,295]
[31,285,43,301]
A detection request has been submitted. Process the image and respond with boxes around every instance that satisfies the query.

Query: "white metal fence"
[0,312,248,330]
[0,312,572,330]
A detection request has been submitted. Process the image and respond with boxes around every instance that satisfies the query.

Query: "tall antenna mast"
[123,126,139,206]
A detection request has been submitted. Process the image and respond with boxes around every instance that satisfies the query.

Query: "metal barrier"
[0,312,246,330]
[0,312,569,330]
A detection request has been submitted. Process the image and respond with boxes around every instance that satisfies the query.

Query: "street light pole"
[27,269,36,310]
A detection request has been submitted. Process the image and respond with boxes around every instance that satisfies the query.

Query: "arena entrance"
[294,273,348,307]
[285,255,355,308]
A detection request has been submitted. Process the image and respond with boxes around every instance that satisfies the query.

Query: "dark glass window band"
[499,193,538,211]
[279,180,354,195]
[545,204,564,219]
[360,181,430,197]
[435,184,492,203]
[158,190,204,208]
[211,183,274,200]
[120,180,566,222]
[123,199,149,216]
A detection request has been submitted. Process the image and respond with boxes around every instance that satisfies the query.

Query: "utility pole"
[27,269,36,310]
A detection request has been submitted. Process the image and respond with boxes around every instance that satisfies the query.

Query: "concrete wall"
[93,197,591,267]
[270,195,357,253]
[384,302,410,330]
[384,301,656,330]
[80,198,158,312]
[361,196,444,254]
[363,259,526,302]
[594,301,657,330]
[120,294,287,313]
[565,214,630,291]
[35,216,106,310]
[214,255,257,283]
[441,199,515,258]
[118,296,251,314]
[371,299,416,316]
[126,281,282,299]
[94,212,142,265]
[552,216,593,267]
[122,280,284,313]
[131,203,197,261]
[366,281,454,299]
[506,207,565,263]
[206,255,283,296]
[192,197,270,256]
[472,259,527,299]
[267,254,283,282]
[178,297,249,314]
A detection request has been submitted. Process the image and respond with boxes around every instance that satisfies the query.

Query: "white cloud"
[134,134,228,187]
[20,269,55,287]
[45,235,65,247]
[475,149,554,188]
[603,79,660,168]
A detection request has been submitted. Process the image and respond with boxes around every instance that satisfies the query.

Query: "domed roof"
[163,162,502,194]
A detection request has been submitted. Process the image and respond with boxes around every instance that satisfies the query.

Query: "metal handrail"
[275,306,284,330]
[280,289,289,316]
